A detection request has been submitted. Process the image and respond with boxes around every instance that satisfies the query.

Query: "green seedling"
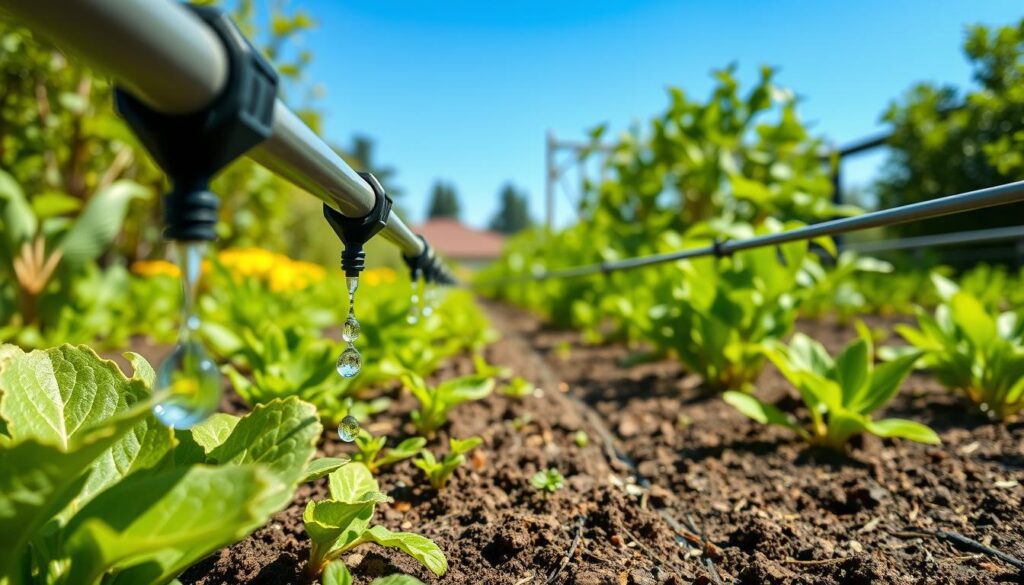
[322,562,425,585]
[573,430,589,448]
[501,376,536,398]
[530,468,565,493]
[413,437,483,490]
[0,344,321,584]
[897,275,1024,420]
[303,462,447,578]
[724,325,940,450]
[352,430,426,473]
[402,372,494,436]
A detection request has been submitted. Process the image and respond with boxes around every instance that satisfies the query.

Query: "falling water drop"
[422,283,437,318]
[342,315,360,342]
[407,278,421,325]
[153,241,220,429]
[337,276,362,378]
[338,414,360,442]
[336,347,362,378]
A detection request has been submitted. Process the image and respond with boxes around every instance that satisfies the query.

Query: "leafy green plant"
[303,462,447,578]
[530,468,565,493]
[799,251,893,322]
[402,372,494,436]
[647,221,826,391]
[500,376,535,398]
[352,430,426,473]
[724,327,940,449]
[897,275,1024,420]
[322,562,425,585]
[0,344,321,584]
[413,437,483,490]
[222,322,359,422]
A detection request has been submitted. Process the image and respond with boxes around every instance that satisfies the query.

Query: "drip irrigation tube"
[2,0,428,260]
[484,180,1024,284]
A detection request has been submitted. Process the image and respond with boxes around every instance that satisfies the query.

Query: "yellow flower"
[131,259,180,278]
[362,267,397,287]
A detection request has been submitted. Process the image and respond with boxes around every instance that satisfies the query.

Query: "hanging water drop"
[338,414,360,442]
[336,346,361,378]
[407,278,421,325]
[337,276,362,378]
[342,315,360,342]
[422,282,437,317]
[153,241,220,429]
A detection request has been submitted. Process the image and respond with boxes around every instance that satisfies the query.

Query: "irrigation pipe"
[1,0,426,258]
[481,180,1024,285]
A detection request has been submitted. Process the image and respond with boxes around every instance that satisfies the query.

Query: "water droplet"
[154,340,220,429]
[336,347,362,378]
[342,315,361,342]
[338,414,360,442]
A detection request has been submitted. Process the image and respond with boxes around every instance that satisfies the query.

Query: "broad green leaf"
[322,561,353,585]
[854,351,921,415]
[950,293,996,348]
[31,191,82,219]
[328,462,379,502]
[125,352,156,388]
[835,339,870,406]
[62,465,282,585]
[723,391,800,431]
[0,346,175,512]
[377,437,426,468]
[364,525,448,576]
[866,418,941,445]
[57,180,150,271]
[440,375,494,403]
[822,410,867,449]
[207,397,320,511]
[302,457,351,483]
[0,404,150,577]
[189,413,240,454]
[449,436,482,456]
[303,499,378,550]
[930,273,959,301]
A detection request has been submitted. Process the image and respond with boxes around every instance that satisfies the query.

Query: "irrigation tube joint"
[114,5,277,241]
[323,172,393,277]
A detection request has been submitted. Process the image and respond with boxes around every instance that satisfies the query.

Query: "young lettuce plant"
[414,437,483,490]
[321,562,425,585]
[530,468,565,493]
[402,372,494,436]
[897,275,1024,420]
[0,344,321,584]
[724,327,940,450]
[303,462,447,578]
[352,430,426,474]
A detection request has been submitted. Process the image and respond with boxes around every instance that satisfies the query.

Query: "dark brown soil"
[176,303,1024,585]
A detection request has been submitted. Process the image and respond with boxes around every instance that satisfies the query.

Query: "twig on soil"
[544,515,586,585]
[513,573,535,585]
[887,528,1024,573]
[620,524,689,578]
[782,556,851,566]
[934,530,1024,573]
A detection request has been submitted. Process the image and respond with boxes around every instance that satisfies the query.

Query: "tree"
[488,183,533,234]
[426,181,460,219]
[337,135,402,198]
[876,18,1024,241]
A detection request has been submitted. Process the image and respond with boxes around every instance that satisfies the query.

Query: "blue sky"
[294,0,1021,229]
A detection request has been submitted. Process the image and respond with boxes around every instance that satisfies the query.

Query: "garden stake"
[114,5,277,429]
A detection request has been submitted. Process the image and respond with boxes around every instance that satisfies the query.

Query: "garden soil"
[179,302,1024,585]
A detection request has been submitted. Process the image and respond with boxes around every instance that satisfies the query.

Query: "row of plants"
[478,48,1024,447]
[0,220,515,583]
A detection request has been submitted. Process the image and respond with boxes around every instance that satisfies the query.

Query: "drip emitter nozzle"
[403,236,457,285]
[323,172,394,277]
[114,5,277,242]
[112,5,277,429]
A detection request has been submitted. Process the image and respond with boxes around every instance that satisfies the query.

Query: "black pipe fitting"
[402,235,433,282]
[114,5,277,241]
[323,172,393,277]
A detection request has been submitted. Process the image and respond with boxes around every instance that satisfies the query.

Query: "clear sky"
[295,0,1022,229]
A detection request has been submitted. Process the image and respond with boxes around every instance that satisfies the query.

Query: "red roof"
[414,218,505,260]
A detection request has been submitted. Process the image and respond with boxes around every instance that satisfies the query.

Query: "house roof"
[414,218,505,260]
